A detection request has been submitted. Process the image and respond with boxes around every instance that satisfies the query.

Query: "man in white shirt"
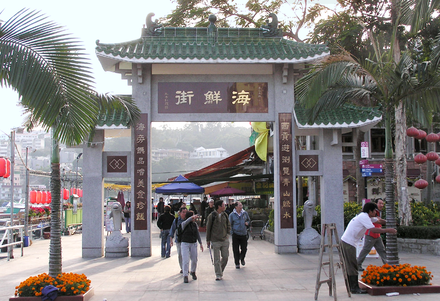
[341,202,397,294]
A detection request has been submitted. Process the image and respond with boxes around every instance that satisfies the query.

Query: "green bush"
[268,201,440,239]
[398,226,440,239]
[268,209,274,232]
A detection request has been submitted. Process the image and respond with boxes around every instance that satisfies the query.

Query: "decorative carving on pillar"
[279,113,294,228]
[134,114,148,230]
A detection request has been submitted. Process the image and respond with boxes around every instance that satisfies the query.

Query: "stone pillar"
[273,64,297,253]
[82,130,105,258]
[130,63,152,257]
[320,129,344,236]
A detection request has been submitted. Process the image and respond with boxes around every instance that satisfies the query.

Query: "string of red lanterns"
[407,127,440,188]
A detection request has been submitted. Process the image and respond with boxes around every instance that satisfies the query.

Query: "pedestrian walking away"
[157,205,175,258]
[206,200,231,281]
[200,196,208,227]
[341,202,397,294]
[180,210,204,283]
[357,198,387,271]
[170,207,188,273]
[229,201,250,269]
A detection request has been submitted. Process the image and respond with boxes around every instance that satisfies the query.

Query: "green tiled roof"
[96,16,329,66]
[96,110,132,128]
[294,105,382,129]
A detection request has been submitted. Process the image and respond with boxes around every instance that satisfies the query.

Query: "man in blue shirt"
[229,201,250,269]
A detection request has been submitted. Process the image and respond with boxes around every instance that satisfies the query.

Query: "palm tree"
[295,1,440,264]
[1,9,140,277]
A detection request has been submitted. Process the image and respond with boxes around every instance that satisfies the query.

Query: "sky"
[1,0,339,134]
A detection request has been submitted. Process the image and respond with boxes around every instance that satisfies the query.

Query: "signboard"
[158,82,268,114]
[107,156,128,173]
[361,141,369,158]
[361,168,383,173]
[359,160,369,165]
[278,113,294,229]
[362,172,372,177]
[361,164,383,169]
[298,155,319,172]
[133,114,148,230]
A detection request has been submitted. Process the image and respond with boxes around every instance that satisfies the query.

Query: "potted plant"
[11,272,94,301]
[359,263,440,295]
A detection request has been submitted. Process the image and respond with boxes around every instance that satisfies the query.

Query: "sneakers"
[236,265,240,269]
[241,259,245,266]
[215,276,222,281]
[180,270,183,274]
[358,265,364,271]
[191,272,197,280]
[183,276,188,283]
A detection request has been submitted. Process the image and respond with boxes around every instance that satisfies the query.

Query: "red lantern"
[30,190,37,204]
[436,158,440,166]
[42,191,47,204]
[436,175,440,184]
[36,191,42,204]
[414,179,429,189]
[414,153,427,164]
[426,133,440,143]
[426,152,439,161]
[78,189,83,197]
[47,191,52,204]
[416,130,427,140]
[71,188,76,195]
[406,126,419,137]
[0,158,11,178]
[63,188,70,200]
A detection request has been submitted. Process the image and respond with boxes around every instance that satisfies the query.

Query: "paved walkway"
[1,224,439,301]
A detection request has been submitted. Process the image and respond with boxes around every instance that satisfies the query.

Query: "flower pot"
[10,287,94,301]
[359,281,440,296]
[43,232,50,239]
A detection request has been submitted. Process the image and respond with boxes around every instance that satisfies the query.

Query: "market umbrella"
[155,175,205,194]
[210,186,245,197]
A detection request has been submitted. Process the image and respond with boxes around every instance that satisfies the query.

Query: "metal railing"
[0,224,24,261]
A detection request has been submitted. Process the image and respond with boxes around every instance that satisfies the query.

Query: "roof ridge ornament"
[261,13,282,37]
[142,13,163,37]
[208,14,217,43]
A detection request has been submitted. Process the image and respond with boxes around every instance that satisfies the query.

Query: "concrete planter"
[10,287,94,301]
[397,238,440,256]
[359,281,440,296]
[263,229,274,243]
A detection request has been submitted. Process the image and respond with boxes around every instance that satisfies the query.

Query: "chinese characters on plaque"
[134,114,148,230]
[158,82,268,113]
[279,113,294,228]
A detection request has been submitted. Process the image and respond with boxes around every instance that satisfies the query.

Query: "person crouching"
[180,210,204,283]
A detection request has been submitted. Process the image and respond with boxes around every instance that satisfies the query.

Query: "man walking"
[206,200,231,281]
[357,198,387,271]
[341,202,397,294]
[157,205,175,258]
[170,207,188,273]
[229,201,250,269]
[200,196,208,227]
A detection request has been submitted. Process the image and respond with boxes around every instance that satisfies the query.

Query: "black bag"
[124,212,129,218]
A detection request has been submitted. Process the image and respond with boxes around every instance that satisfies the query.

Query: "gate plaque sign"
[134,114,148,230]
[279,113,294,229]
[158,82,268,114]
[298,155,319,172]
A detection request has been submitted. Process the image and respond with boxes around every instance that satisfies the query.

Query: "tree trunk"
[49,134,62,277]
[395,103,412,225]
[384,112,399,265]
